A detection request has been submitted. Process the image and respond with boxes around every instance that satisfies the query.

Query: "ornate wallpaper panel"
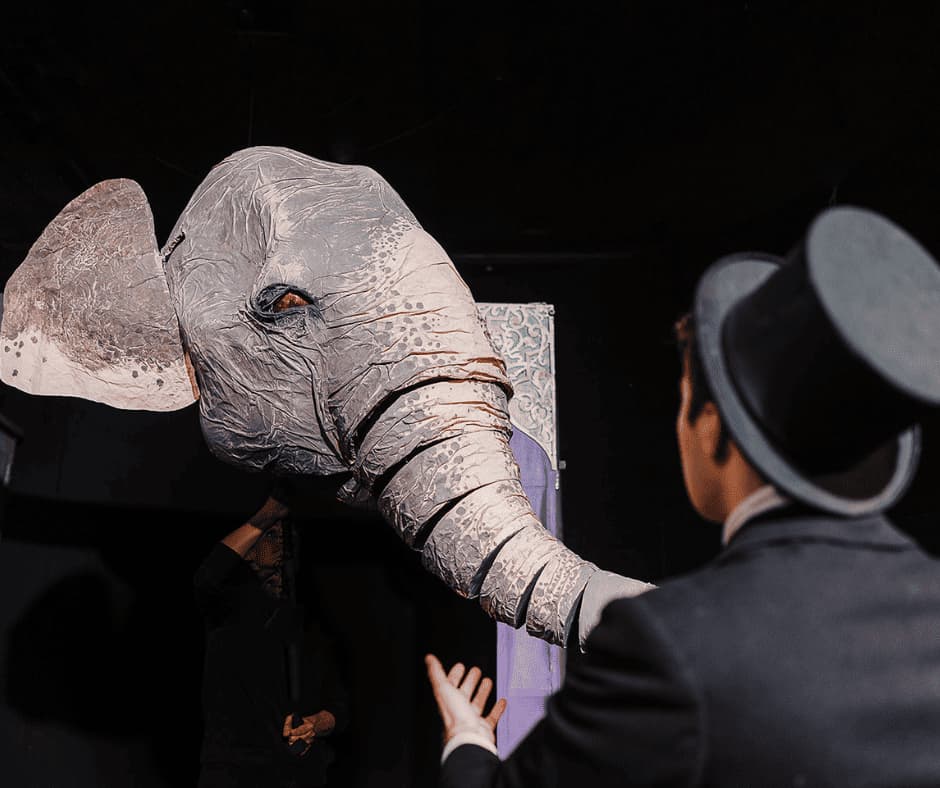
[478,302,558,470]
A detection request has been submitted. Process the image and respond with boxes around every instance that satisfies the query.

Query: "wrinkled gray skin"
[1,147,653,646]
[165,148,507,477]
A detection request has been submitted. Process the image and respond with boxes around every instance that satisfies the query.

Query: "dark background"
[2,2,940,786]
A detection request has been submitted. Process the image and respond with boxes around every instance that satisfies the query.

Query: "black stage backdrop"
[2,245,940,787]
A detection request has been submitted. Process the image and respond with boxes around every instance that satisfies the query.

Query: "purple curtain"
[496,426,563,754]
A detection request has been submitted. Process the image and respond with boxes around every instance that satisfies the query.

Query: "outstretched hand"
[425,654,507,747]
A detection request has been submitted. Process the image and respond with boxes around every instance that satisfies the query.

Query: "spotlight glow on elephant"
[0,146,653,647]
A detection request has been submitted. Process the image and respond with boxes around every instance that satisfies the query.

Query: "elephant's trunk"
[338,378,606,646]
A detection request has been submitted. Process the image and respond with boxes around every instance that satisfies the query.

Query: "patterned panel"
[478,303,558,470]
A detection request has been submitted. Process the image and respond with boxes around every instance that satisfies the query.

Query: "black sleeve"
[438,595,704,788]
[440,746,501,788]
[312,631,351,734]
[193,542,244,616]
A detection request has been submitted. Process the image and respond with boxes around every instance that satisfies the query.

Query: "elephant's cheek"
[316,223,512,455]
[189,330,346,476]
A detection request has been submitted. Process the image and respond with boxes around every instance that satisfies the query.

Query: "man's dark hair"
[674,312,730,462]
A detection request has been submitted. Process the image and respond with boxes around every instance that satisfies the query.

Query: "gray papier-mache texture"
[0,146,653,646]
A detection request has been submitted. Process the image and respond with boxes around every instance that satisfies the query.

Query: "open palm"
[425,654,507,745]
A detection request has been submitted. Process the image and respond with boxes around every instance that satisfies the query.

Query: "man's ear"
[695,401,722,461]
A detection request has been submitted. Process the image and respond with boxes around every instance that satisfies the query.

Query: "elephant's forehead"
[164,149,428,314]
[172,146,416,271]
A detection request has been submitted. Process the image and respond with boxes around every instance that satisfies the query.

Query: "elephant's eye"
[273,292,311,312]
[253,284,321,322]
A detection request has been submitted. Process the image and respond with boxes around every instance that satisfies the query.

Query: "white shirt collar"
[722,484,790,545]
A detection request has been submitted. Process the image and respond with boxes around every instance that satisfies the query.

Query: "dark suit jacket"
[441,509,940,787]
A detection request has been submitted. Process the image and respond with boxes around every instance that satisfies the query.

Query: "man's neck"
[716,446,767,520]
[722,485,790,545]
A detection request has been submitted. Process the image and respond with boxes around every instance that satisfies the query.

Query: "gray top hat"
[694,206,940,516]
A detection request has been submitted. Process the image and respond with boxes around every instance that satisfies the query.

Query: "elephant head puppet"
[0,146,651,647]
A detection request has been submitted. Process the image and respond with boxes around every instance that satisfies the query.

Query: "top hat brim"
[694,254,920,517]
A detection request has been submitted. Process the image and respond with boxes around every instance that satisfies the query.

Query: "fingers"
[426,653,502,731]
[459,666,482,699]
[426,654,452,705]
[425,654,455,728]
[283,711,317,742]
[471,676,493,714]
[485,697,508,728]
[288,730,315,745]
[426,653,447,683]
[290,722,315,738]
[447,661,466,688]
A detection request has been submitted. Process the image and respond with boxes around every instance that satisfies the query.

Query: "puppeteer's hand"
[305,710,336,737]
[283,713,315,756]
[425,654,506,747]
[248,491,291,532]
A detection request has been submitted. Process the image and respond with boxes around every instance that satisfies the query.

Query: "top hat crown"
[694,206,940,516]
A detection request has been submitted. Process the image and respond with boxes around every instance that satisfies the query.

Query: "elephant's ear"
[0,179,198,411]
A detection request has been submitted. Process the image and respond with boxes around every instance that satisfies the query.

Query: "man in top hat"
[424,206,940,787]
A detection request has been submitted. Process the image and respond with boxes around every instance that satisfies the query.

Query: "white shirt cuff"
[441,731,499,764]
[578,570,657,650]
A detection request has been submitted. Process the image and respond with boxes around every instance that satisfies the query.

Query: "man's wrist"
[441,731,499,763]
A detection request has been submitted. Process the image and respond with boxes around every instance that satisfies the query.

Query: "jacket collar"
[721,504,916,557]
[722,485,790,545]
